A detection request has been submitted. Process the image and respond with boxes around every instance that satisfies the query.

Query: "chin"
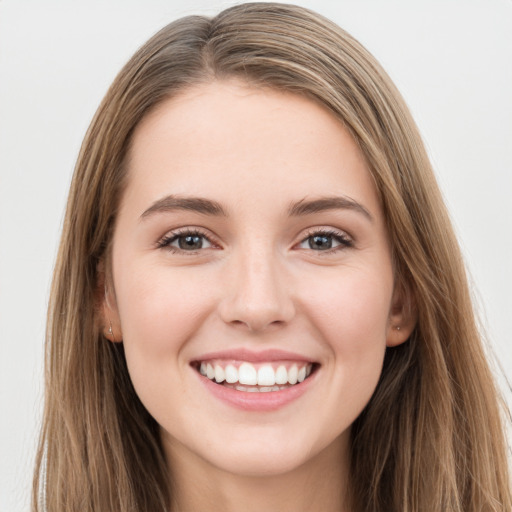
[205,444,315,478]
[178,423,347,479]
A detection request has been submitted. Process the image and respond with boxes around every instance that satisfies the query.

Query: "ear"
[97,260,123,343]
[386,280,417,347]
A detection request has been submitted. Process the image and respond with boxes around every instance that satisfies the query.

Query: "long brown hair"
[33,3,511,511]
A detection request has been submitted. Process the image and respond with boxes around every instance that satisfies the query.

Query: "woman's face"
[106,80,410,477]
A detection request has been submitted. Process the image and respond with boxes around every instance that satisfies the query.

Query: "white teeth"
[199,360,314,389]
[238,363,258,385]
[214,365,225,383]
[275,365,288,385]
[288,365,298,385]
[257,365,275,386]
[226,384,293,392]
[225,364,238,384]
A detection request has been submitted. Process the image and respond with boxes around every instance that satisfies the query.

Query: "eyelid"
[155,225,353,254]
[156,226,221,252]
[295,226,354,252]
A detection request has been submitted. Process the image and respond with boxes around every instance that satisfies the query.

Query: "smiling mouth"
[192,360,317,392]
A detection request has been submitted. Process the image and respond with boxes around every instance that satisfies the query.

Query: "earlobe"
[386,282,417,347]
[103,315,115,342]
[386,323,413,347]
[102,287,123,343]
[97,261,123,343]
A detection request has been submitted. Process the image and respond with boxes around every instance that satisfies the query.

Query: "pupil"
[310,235,332,250]
[179,235,202,250]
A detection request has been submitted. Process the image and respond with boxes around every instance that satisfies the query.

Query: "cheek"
[300,267,392,409]
[113,264,216,398]
[304,266,392,344]
[112,262,223,432]
[116,264,213,346]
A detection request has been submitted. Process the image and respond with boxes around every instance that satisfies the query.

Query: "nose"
[218,248,296,332]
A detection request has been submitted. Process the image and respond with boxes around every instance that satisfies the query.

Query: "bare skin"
[103,80,415,511]
[168,431,349,512]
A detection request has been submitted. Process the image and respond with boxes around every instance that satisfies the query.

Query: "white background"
[1,1,511,510]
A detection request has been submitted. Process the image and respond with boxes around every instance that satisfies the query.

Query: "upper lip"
[191,348,316,364]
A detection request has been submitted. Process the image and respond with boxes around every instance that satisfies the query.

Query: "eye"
[298,229,353,252]
[157,229,214,253]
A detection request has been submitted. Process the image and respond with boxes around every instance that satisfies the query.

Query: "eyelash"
[298,228,354,254]
[156,228,217,254]
[156,228,353,254]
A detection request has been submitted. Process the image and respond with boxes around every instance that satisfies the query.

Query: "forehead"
[123,80,381,220]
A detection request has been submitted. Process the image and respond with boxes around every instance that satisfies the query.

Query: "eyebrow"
[288,196,373,221]
[140,194,372,221]
[141,195,227,219]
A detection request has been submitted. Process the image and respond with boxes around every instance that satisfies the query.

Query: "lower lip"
[196,371,316,411]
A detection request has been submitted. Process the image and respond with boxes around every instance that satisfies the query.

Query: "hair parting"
[33,3,511,511]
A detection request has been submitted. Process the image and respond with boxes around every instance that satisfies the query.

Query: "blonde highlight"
[33,3,511,511]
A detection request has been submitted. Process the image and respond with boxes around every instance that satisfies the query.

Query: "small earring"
[104,320,114,340]
[395,326,401,331]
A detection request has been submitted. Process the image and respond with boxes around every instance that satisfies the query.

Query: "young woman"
[32,3,511,511]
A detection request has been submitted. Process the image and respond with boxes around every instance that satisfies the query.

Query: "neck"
[165,432,352,512]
